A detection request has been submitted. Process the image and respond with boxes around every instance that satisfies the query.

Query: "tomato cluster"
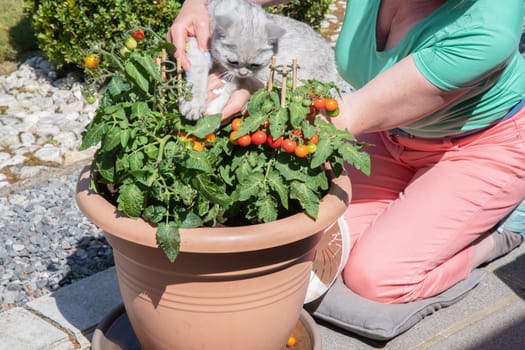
[311,96,340,117]
[179,132,216,152]
[229,117,319,159]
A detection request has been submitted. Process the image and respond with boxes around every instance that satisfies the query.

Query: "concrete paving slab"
[0,307,74,350]
[25,267,122,349]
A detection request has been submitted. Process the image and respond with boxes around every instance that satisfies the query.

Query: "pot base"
[91,303,321,350]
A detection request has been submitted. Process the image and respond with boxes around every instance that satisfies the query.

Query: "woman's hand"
[166,0,210,71]
[206,73,251,124]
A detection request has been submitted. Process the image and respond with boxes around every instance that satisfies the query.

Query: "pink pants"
[342,107,525,303]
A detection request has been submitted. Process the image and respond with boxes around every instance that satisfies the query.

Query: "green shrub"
[268,0,333,30]
[25,0,331,70]
[24,0,182,69]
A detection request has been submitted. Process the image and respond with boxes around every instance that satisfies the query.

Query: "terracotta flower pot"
[76,164,351,350]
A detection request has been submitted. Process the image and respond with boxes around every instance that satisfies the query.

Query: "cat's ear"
[265,24,285,46]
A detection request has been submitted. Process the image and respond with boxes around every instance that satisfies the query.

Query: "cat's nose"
[238,68,250,77]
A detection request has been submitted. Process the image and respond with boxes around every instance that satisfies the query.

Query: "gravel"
[0,167,113,312]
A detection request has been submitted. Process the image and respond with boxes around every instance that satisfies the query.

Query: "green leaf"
[184,151,213,173]
[117,183,144,218]
[186,114,221,138]
[290,181,320,219]
[107,75,130,97]
[103,126,122,151]
[120,129,130,148]
[95,151,115,183]
[156,222,181,263]
[257,194,278,223]
[269,107,288,138]
[267,169,289,209]
[180,212,204,228]
[125,61,149,93]
[131,101,151,119]
[143,205,168,223]
[238,173,264,201]
[191,173,232,206]
[310,136,333,169]
[133,54,162,82]
[236,112,266,136]
[128,152,145,171]
[339,144,371,176]
[288,102,308,129]
[80,123,107,150]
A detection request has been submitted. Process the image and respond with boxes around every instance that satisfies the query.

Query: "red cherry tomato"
[325,99,339,112]
[267,135,283,149]
[131,29,145,41]
[313,97,326,110]
[282,139,297,153]
[237,134,252,147]
[251,130,267,145]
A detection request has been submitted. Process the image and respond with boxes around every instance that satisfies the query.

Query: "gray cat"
[179,0,337,120]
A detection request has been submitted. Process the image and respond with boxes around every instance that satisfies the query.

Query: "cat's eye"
[250,64,261,68]
[227,59,239,66]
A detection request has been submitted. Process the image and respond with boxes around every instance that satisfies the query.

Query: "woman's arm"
[331,55,468,136]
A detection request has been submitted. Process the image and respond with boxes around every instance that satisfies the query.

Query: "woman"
[168,0,525,303]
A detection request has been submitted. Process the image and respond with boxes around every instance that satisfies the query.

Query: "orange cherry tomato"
[286,335,297,347]
[325,99,339,112]
[231,118,242,131]
[294,144,309,158]
[84,53,101,69]
[308,134,319,145]
[229,131,238,145]
[204,133,216,145]
[192,141,203,152]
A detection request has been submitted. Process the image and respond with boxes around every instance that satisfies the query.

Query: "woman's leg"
[343,111,525,304]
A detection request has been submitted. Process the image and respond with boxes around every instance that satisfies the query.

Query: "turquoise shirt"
[335,0,525,138]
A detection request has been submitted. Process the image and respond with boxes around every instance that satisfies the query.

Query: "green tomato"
[85,95,97,104]
[124,36,138,50]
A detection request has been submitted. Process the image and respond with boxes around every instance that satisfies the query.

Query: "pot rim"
[76,163,351,253]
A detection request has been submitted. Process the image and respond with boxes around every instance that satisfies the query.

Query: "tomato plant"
[79,30,371,262]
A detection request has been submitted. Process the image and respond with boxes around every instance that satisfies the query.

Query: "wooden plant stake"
[281,64,288,108]
[268,56,277,92]
[292,59,298,92]
[161,49,168,81]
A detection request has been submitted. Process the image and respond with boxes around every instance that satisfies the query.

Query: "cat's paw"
[178,97,206,121]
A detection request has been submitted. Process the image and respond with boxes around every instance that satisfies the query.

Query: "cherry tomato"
[282,139,297,153]
[131,29,145,41]
[204,133,216,145]
[308,134,319,145]
[237,134,252,147]
[287,335,297,347]
[229,131,238,145]
[124,36,138,50]
[294,144,309,158]
[313,97,326,110]
[85,95,97,104]
[192,141,203,152]
[251,130,267,145]
[307,143,317,153]
[292,129,303,137]
[325,99,339,112]
[231,118,242,131]
[291,94,303,103]
[267,135,283,149]
[84,53,101,69]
